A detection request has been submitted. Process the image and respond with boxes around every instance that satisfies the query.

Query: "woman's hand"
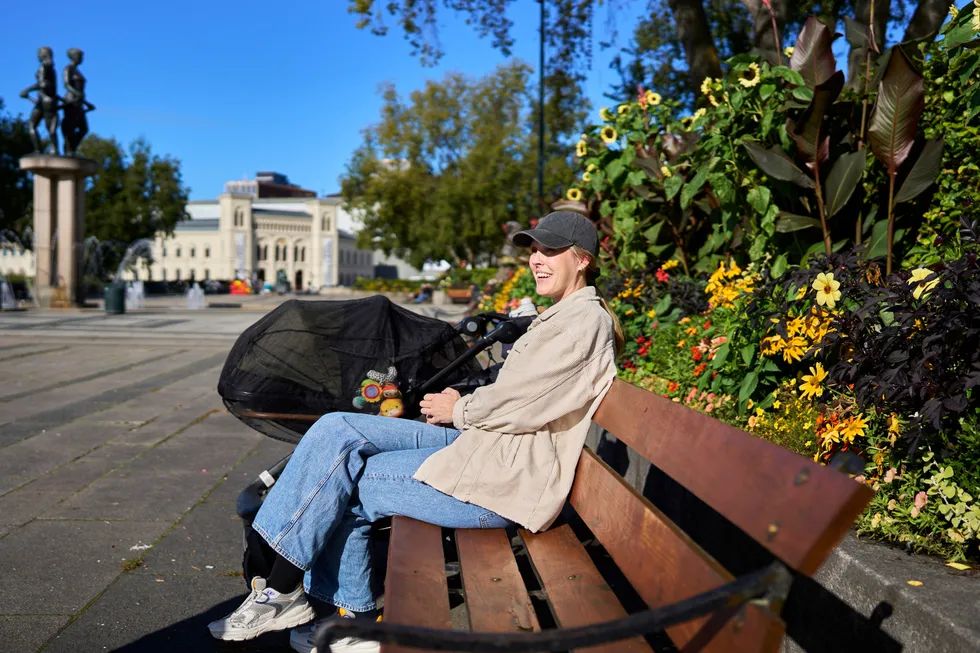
[420,388,461,425]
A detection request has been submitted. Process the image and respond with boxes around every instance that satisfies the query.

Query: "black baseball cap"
[511,211,598,257]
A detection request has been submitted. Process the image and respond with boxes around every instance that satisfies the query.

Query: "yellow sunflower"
[600,126,618,145]
[799,363,828,400]
[700,77,714,96]
[680,116,694,128]
[783,46,795,57]
[738,62,761,88]
[617,104,630,115]
[645,90,661,106]
[576,140,587,158]
[812,272,842,309]
[692,107,706,121]
[586,163,597,172]
[566,187,583,202]
[600,107,613,121]
[582,171,592,183]
[708,91,729,108]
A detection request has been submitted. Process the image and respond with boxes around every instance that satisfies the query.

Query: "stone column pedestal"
[19,155,98,308]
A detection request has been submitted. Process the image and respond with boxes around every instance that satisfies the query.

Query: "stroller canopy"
[218,297,477,442]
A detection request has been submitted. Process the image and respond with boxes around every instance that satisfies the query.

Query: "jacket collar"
[534,285,599,325]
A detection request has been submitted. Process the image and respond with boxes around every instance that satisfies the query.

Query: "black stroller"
[217,296,532,582]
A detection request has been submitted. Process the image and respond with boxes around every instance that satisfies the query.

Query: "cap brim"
[511,228,574,249]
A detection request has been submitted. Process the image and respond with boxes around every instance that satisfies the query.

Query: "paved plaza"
[0,301,466,653]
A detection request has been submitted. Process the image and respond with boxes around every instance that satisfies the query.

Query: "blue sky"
[0,0,645,199]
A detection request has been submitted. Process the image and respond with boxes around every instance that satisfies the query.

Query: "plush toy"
[353,366,404,417]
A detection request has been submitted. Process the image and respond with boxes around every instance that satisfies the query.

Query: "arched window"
[190,247,196,258]
[176,247,181,258]
[293,246,298,262]
[263,245,268,260]
[162,247,167,257]
[205,247,210,258]
[256,244,261,260]
[205,269,210,280]
[275,246,280,262]
[176,269,181,281]
[162,269,166,280]
[301,247,306,262]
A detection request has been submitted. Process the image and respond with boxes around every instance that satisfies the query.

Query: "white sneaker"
[208,576,315,641]
[289,607,381,653]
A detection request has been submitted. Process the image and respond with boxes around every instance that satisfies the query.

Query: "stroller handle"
[236,453,292,522]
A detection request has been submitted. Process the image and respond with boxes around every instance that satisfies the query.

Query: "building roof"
[175,218,219,231]
[252,208,311,218]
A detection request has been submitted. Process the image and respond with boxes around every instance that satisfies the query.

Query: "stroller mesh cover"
[218,297,478,443]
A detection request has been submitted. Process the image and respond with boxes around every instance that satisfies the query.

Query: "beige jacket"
[413,286,617,532]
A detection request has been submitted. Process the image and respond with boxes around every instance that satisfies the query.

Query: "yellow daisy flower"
[784,46,794,57]
[700,77,714,96]
[908,267,940,300]
[799,363,828,400]
[647,309,657,319]
[645,90,661,106]
[812,272,842,309]
[600,126,618,145]
[566,187,583,202]
[661,260,679,271]
[738,62,761,88]
[576,140,587,158]
[661,165,672,178]
[582,171,592,183]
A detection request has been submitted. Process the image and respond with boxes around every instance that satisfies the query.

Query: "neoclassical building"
[0,172,414,289]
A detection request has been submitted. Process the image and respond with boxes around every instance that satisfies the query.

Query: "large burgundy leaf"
[787,71,845,166]
[790,16,838,88]
[868,47,925,175]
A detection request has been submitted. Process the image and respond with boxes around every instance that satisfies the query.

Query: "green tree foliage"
[341,62,584,268]
[0,98,35,238]
[78,135,189,248]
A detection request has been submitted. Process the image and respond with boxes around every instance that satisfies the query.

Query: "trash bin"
[104,283,125,314]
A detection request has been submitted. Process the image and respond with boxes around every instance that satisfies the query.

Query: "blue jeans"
[252,412,511,612]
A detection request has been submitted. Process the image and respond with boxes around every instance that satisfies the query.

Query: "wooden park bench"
[314,377,876,653]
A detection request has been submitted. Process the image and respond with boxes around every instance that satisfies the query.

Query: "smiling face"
[529,244,591,301]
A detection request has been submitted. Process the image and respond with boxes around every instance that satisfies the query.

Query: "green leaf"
[739,371,759,403]
[868,47,925,175]
[643,220,665,243]
[943,485,957,498]
[742,140,814,188]
[759,84,776,101]
[788,71,845,165]
[761,204,779,236]
[653,294,672,315]
[790,16,838,88]
[771,253,788,278]
[771,67,806,87]
[749,234,767,261]
[867,221,906,259]
[741,344,756,365]
[606,158,625,181]
[895,139,945,204]
[712,343,730,369]
[792,87,815,102]
[842,16,870,50]
[680,166,711,210]
[942,465,954,479]
[664,174,684,201]
[824,150,868,217]
[709,173,736,205]
[775,212,821,232]
[748,186,772,214]
[625,170,647,187]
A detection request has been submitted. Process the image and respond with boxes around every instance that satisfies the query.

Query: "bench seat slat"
[521,524,653,653]
[381,516,452,653]
[571,449,786,652]
[594,378,874,574]
[457,528,540,633]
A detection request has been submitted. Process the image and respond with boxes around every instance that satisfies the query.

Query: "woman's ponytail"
[572,246,625,357]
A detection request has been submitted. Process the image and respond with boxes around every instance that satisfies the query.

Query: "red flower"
[703,321,712,330]
[652,322,659,329]
[693,363,708,377]
[656,268,669,283]
[635,336,646,344]
[711,372,718,379]
[638,345,649,356]
[667,381,679,393]
[690,346,702,361]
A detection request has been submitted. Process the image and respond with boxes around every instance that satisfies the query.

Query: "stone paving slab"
[0,519,171,615]
[0,615,71,653]
[204,437,294,505]
[137,500,245,577]
[41,572,292,653]
[43,413,260,522]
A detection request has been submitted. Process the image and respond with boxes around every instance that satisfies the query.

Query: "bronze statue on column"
[19,46,60,154]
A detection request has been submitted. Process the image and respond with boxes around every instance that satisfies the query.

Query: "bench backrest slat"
[570,449,785,652]
[593,379,874,575]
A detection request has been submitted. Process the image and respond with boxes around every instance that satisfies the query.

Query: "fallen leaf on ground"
[155,579,165,583]
[191,566,201,571]
[906,580,923,586]
[946,562,971,571]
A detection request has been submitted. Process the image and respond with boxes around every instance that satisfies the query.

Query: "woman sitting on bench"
[208,211,624,653]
